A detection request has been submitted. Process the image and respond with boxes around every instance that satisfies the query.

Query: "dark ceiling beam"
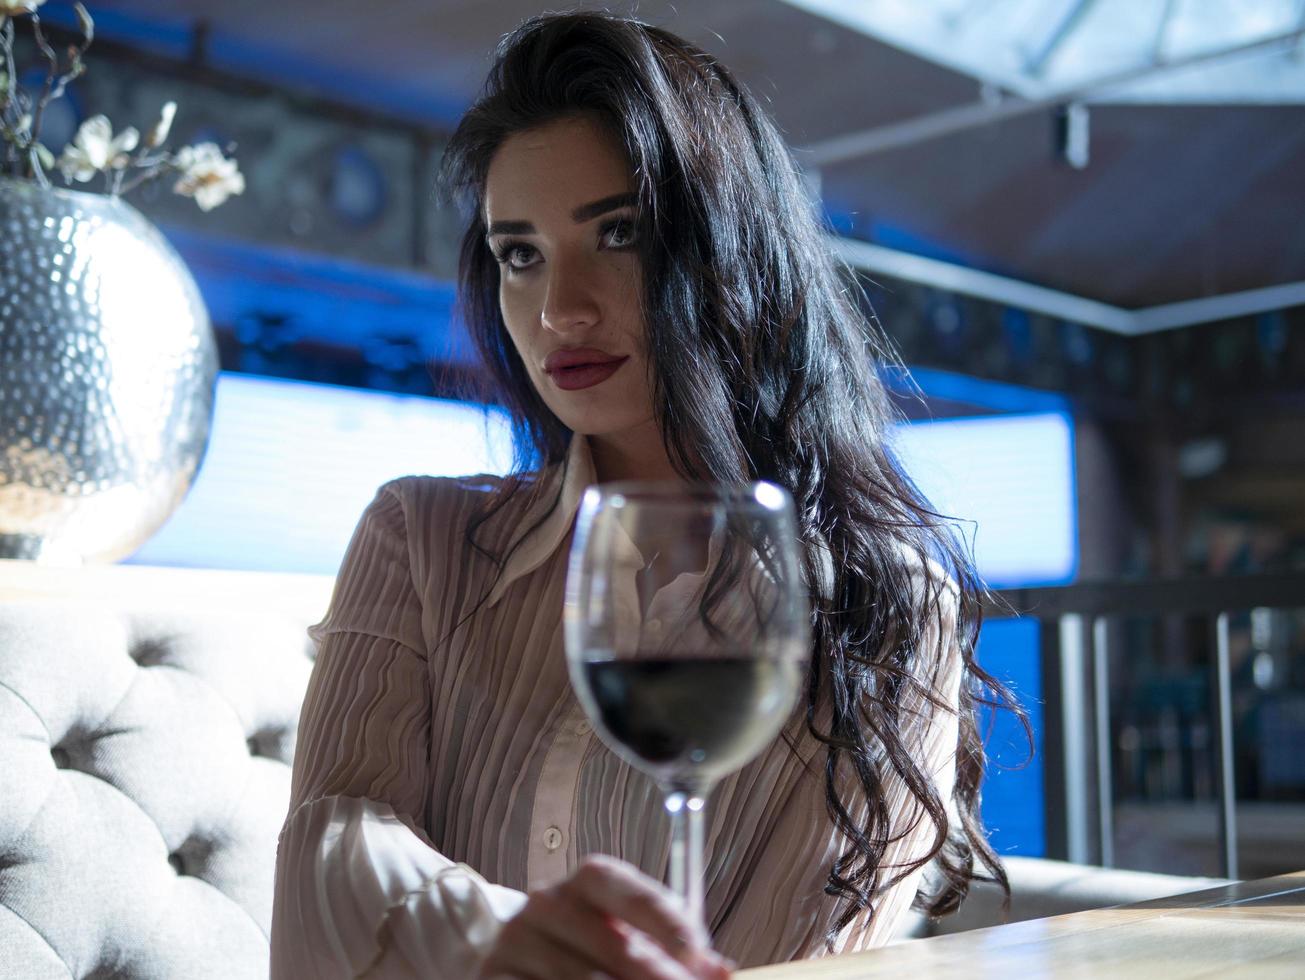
[799,24,1305,169]
[31,10,445,137]
[1106,120,1305,300]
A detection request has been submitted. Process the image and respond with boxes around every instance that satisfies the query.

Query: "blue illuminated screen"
[132,374,1076,589]
[893,412,1077,588]
[129,373,513,573]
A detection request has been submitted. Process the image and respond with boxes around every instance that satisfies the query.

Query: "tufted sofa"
[0,560,1229,978]
[0,560,331,980]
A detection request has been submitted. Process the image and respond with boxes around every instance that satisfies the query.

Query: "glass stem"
[664,789,707,929]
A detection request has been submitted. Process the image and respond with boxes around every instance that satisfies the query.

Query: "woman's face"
[483,116,655,443]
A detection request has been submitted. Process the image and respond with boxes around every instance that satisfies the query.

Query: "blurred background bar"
[18,0,1304,881]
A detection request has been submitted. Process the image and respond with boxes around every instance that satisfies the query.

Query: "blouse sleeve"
[270,483,526,979]
[708,576,963,966]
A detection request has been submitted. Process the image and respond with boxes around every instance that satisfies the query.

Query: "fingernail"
[693,949,726,973]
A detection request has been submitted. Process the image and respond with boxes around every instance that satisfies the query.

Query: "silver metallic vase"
[0,177,217,563]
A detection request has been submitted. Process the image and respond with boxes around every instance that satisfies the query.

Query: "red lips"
[543,348,629,391]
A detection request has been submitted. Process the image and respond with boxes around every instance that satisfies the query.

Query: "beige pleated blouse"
[270,435,962,978]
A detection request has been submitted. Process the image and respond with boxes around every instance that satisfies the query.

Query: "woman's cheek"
[499,294,538,357]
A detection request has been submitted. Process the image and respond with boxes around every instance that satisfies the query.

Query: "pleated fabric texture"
[270,435,962,976]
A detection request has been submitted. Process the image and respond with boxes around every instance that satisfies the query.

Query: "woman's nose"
[540,256,601,335]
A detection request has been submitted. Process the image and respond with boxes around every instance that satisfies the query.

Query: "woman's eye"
[600,218,638,249]
[492,241,540,272]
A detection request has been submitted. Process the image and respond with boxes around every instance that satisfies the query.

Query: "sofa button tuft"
[128,638,170,666]
[247,727,292,761]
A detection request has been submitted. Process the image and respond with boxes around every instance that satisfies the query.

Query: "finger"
[529,886,699,980]
[562,856,714,962]
[478,915,610,980]
[616,921,733,980]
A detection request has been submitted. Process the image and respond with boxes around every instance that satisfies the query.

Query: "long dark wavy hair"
[441,11,1025,947]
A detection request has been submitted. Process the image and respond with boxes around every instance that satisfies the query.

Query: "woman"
[272,11,1016,979]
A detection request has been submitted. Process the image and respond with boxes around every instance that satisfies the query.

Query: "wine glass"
[564,481,811,928]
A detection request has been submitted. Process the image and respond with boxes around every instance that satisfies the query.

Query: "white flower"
[0,1,48,16]
[172,142,245,211]
[56,115,139,183]
[144,101,176,149]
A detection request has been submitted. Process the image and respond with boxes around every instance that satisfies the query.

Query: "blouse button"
[543,826,565,852]
[575,720,592,736]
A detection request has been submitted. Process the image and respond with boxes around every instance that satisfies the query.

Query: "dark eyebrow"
[486,219,533,236]
[571,192,637,223]
[486,192,637,237]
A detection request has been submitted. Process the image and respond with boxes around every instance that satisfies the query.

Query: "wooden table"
[740,871,1305,978]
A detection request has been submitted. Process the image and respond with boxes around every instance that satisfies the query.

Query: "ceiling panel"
[62,1,1305,308]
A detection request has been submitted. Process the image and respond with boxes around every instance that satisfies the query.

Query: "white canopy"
[782,0,1305,104]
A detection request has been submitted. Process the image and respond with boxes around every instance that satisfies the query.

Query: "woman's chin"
[554,411,660,444]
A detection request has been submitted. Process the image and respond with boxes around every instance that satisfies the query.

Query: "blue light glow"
[127,373,512,573]
[890,365,1070,415]
[163,227,474,366]
[977,617,1046,857]
[893,411,1077,588]
[131,376,1076,591]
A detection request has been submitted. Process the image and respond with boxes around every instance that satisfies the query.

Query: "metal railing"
[987,572,1305,879]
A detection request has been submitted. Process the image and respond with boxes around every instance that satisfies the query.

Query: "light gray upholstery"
[0,601,315,980]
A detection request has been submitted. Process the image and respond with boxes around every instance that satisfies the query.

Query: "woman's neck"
[587,419,682,484]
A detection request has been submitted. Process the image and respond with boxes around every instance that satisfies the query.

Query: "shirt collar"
[484,433,596,608]
[481,435,835,608]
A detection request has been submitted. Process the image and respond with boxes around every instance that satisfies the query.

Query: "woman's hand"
[478,855,733,980]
